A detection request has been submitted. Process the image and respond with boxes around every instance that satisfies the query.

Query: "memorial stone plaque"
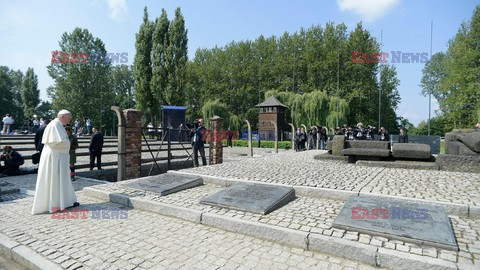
[123,173,203,196]
[333,195,458,250]
[200,183,295,214]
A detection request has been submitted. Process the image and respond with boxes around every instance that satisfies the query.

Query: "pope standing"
[32,110,79,214]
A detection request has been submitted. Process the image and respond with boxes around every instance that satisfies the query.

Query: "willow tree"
[303,91,329,126]
[326,96,349,132]
[201,99,229,129]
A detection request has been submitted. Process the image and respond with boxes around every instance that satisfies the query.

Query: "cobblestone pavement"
[179,150,480,206]
[18,146,286,173]
[0,194,381,270]
[0,174,106,193]
[88,181,480,268]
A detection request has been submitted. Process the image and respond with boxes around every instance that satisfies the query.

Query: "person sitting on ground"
[398,128,408,143]
[379,127,390,141]
[1,146,24,176]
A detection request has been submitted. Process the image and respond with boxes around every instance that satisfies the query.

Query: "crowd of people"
[1,113,95,136]
[293,123,414,152]
[0,113,104,178]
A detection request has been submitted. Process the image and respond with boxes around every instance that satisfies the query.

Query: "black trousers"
[89,150,102,170]
[193,145,207,167]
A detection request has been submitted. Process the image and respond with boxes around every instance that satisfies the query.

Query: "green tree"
[21,67,40,117]
[379,64,401,132]
[0,67,24,120]
[110,65,135,109]
[36,101,54,120]
[165,7,188,105]
[420,6,480,130]
[201,99,229,129]
[134,7,155,123]
[47,27,112,131]
[151,9,170,114]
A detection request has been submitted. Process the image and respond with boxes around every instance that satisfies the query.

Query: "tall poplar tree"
[134,7,155,122]
[21,67,40,117]
[165,7,188,105]
[151,9,170,115]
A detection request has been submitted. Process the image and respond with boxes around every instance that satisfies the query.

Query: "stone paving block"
[378,248,457,270]
[308,233,378,266]
[201,212,308,249]
[11,245,63,270]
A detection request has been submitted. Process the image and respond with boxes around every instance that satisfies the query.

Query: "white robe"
[32,118,77,214]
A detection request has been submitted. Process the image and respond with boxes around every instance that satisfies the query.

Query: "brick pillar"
[124,109,142,179]
[209,116,223,165]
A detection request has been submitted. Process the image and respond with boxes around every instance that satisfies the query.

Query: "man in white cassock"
[32,110,79,214]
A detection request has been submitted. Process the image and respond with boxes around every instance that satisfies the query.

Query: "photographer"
[1,146,24,176]
[190,119,207,166]
[365,125,376,140]
[355,123,366,140]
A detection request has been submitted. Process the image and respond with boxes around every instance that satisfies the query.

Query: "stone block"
[200,183,295,215]
[392,143,431,160]
[341,148,391,157]
[326,141,332,151]
[458,132,480,152]
[332,135,345,156]
[345,140,390,149]
[436,154,480,174]
[446,141,478,156]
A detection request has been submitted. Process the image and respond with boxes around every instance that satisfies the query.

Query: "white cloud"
[107,0,128,21]
[337,0,400,22]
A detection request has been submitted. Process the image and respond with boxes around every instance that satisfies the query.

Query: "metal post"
[167,127,171,170]
[288,123,295,150]
[111,106,126,181]
[428,21,433,136]
[378,30,383,129]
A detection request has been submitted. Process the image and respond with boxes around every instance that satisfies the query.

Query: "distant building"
[256,96,288,141]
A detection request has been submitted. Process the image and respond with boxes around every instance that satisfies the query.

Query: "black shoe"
[73,202,80,207]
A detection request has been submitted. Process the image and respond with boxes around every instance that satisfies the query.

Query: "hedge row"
[222,140,292,149]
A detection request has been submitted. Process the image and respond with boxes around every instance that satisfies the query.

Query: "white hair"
[57,110,71,117]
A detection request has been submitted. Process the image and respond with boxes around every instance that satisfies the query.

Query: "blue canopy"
[162,105,187,110]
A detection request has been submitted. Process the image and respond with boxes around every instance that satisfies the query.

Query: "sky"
[0,0,478,125]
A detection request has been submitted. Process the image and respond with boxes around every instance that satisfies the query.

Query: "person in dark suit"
[89,127,104,170]
[227,128,233,147]
[398,128,408,143]
[191,119,207,167]
[34,119,50,153]
[379,127,390,141]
